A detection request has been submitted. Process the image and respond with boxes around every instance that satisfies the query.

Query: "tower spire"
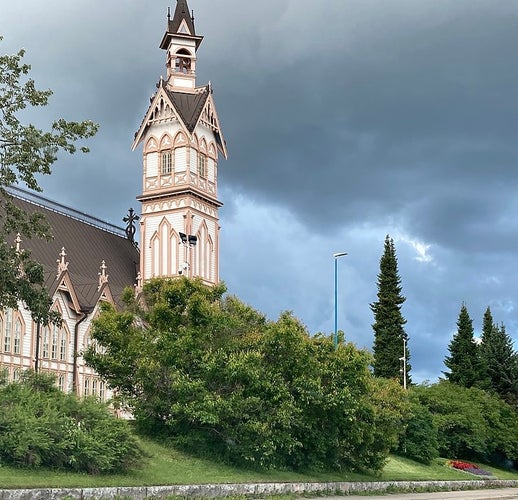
[159,1,204,92]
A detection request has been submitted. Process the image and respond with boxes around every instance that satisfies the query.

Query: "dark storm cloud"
[2,0,518,382]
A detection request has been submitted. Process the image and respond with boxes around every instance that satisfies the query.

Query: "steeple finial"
[98,260,109,290]
[56,247,69,277]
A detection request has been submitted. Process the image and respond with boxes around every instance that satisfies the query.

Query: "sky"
[2,0,518,383]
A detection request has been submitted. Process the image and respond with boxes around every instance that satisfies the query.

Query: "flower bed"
[447,460,493,477]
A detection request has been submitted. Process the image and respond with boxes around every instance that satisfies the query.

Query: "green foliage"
[396,390,439,464]
[86,277,405,472]
[479,317,518,407]
[412,381,518,465]
[443,304,483,388]
[371,235,411,384]
[0,38,97,323]
[0,371,143,473]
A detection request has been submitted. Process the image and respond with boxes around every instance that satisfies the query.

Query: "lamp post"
[333,252,347,349]
[399,337,407,390]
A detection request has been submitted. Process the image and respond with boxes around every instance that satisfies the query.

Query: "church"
[0,0,226,399]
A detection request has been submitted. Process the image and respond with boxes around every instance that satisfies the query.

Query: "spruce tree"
[483,322,518,406]
[443,304,481,388]
[478,306,494,390]
[371,235,411,385]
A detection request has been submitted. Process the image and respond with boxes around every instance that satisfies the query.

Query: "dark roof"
[10,194,140,311]
[165,84,209,133]
[170,0,196,36]
[159,0,203,50]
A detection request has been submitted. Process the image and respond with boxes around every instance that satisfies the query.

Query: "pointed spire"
[14,233,22,253]
[170,0,196,36]
[160,1,203,51]
[56,247,69,277]
[98,260,109,290]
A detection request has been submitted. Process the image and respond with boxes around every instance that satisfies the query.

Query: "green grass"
[0,434,516,489]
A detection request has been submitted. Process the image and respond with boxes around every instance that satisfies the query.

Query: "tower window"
[175,56,191,75]
[198,153,207,178]
[161,150,173,175]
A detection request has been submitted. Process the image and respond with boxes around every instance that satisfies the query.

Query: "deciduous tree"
[85,277,405,472]
[0,38,97,323]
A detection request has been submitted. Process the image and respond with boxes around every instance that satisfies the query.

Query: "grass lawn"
[0,434,516,489]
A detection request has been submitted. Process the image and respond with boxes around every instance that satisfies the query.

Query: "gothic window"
[198,153,207,178]
[12,369,21,382]
[13,319,22,355]
[60,335,67,361]
[84,377,90,396]
[161,150,172,175]
[92,379,98,397]
[51,323,59,360]
[99,381,105,401]
[42,326,49,359]
[4,309,12,352]
[58,374,65,392]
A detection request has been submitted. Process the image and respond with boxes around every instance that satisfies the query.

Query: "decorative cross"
[123,208,140,244]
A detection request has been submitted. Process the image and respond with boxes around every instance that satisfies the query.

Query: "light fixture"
[333,252,348,349]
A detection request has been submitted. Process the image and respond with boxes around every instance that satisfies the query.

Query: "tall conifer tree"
[443,304,481,387]
[483,322,518,406]
[478,306,494,390]
[371,235,411,385]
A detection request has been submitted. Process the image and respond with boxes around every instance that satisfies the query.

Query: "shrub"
[0,371,143,473]
[396,394,439,464]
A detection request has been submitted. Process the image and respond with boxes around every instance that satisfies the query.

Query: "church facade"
[0,0,226,398]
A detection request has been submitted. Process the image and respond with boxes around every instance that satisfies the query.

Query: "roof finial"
[191,9,195,25]
[123,207,140,244]
[14,233,22,253]
[98,260,109,290]
[167,6,171,21]
[56,247,69,278]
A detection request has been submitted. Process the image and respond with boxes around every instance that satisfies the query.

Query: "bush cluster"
[396,381,518,469]
[86,278,406,472]
[0,371,143,473]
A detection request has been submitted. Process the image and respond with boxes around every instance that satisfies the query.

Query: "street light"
[399,337,408,390]
[333,252,347,349]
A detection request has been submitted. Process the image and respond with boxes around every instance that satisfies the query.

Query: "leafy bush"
[86,278,406,472]
[396,393,439,464]
[0,371,143,473]
[412,381,518,465]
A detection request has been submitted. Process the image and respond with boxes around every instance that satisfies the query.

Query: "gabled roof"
[165,84,209,133]
[132,81,227,159]
[10,194,140,312]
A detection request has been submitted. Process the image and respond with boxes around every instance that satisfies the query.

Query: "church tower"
[133,1,227,286]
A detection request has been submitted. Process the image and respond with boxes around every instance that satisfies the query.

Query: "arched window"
[175,49,192,74]
[42,326,50,359]
[13,319,22,355]
[51,323,59,359]
[4,309,12,352]
[160,135,173,175]
[58,374,65,392]
[60,335,67,361]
